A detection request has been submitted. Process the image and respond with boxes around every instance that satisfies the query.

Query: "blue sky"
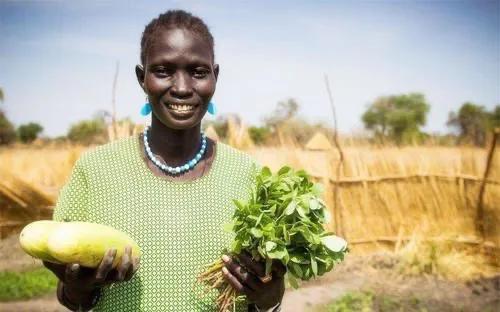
[0,0,499,137]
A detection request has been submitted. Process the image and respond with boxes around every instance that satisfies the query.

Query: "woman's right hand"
[43,246,140,300]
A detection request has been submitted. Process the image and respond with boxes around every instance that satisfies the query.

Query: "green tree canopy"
[0,110,16,145]
[263,98,299,129]
[362,93,430,144]
[0,88,16,145]
[489,105,500,129]
[17,122,43,143]
[67,117,107,145]
[447,103,499,146]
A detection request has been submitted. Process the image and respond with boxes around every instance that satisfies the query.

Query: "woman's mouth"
[166,103,197,116]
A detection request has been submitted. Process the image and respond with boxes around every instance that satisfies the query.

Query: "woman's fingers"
[124,256,140,281]
[235,252,265,277]
[222,255,259,290]
[115,246,131,281]
[95,248,117,284]
[64,263,81,283]
[221,266,253,296]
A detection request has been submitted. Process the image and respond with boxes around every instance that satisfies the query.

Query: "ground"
[1,235,498,312]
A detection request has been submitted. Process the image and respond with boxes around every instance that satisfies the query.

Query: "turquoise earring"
[140,102,152,116]
[207,101,216,115]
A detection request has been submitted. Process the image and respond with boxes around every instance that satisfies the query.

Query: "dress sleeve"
[52,158,89,222]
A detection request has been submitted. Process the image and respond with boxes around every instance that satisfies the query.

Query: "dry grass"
[395,229,496,280]
[1,135,498,278]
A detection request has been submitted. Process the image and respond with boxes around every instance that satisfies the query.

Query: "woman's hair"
[140,10,214,65]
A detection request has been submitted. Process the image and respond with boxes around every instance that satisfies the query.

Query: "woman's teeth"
[168,104,195,111]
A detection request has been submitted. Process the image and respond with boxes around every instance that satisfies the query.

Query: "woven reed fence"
[250,131,500,258]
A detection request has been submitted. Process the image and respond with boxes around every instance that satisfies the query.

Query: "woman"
[43,9,285,312]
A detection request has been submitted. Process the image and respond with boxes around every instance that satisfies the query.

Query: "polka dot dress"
[53,135,259,311]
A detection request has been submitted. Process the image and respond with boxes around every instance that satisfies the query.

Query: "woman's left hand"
[222,252,286,310]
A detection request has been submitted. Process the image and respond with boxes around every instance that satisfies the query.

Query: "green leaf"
[309,198,320,210]
[261,167,272,179]
[267,247,287,260]
[287,273,299,289]
[265,258,273,276]
[265,241,277,252]
[311,183,324,196]
[296,205,309,219]
[223,222,234,233]
[233,199,247,211]
[250,228,263,238]
[278,166,291,175]
[292,263,303,278]
[310,254,318,277]
[255,213,264,227]
[321,235,348,252]
[285,200,297,215]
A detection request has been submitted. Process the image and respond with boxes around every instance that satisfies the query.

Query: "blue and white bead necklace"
[143,126,207,175]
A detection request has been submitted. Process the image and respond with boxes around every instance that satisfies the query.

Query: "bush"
[248,126,271,145]
[0,268,58,301]
[67,118,107,145]
[17,122,43,143]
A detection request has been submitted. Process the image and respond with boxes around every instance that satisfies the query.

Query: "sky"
[0,0,499,137]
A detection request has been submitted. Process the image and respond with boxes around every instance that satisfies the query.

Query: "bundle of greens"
[198,166,348,311]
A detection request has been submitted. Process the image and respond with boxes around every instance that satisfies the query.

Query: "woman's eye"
[154,67,172,77]
[193,69,209,78]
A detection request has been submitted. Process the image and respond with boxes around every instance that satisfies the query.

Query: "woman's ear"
[135,64,146,91]
[213,64,219,82]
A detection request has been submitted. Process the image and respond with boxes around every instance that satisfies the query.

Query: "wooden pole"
[476,128,499,239]
[111,61,120,140]
[324,74,345,237]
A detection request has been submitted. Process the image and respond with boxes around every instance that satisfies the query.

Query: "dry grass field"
[0,135,500,278]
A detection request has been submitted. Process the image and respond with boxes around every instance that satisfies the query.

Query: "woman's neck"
[148,116,202,167]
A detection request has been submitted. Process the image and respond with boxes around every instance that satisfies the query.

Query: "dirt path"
[0,293,69,312]
[1,252,498,311]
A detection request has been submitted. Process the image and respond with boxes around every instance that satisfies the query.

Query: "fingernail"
[222,267,228,274]
[71,264,79,272]
[222,255,230,262]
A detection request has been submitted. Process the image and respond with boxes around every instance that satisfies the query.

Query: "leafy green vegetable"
[199,165,348,311]
[226,165,348,286]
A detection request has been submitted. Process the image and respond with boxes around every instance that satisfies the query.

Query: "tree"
[489,105,500,129]
[263,98,299,129]
[17,122,43,143]
[0,110,16,145]
[447,102,490,146]
[0,88,16,145]
[362,93,430,144]
[67,117,107,145]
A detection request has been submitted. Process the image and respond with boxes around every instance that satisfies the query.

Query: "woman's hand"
[222,252,286,310]
[43,246,140,306]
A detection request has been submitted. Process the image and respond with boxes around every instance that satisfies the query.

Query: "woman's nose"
[170,72,193,99]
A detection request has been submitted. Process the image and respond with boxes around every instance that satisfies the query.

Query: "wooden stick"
[476,129,499,239]
[324,74,345,237]
[308,173,500,185]
[348,236,498,250]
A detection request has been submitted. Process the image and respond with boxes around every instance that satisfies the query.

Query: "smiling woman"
[41,9,284,312]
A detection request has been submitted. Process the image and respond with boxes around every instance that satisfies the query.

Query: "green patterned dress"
[52,135,258,311]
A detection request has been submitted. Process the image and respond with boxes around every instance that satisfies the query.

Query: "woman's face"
[137,28,218,130]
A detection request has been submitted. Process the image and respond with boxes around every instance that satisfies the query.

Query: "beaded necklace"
[143,126,207,175]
